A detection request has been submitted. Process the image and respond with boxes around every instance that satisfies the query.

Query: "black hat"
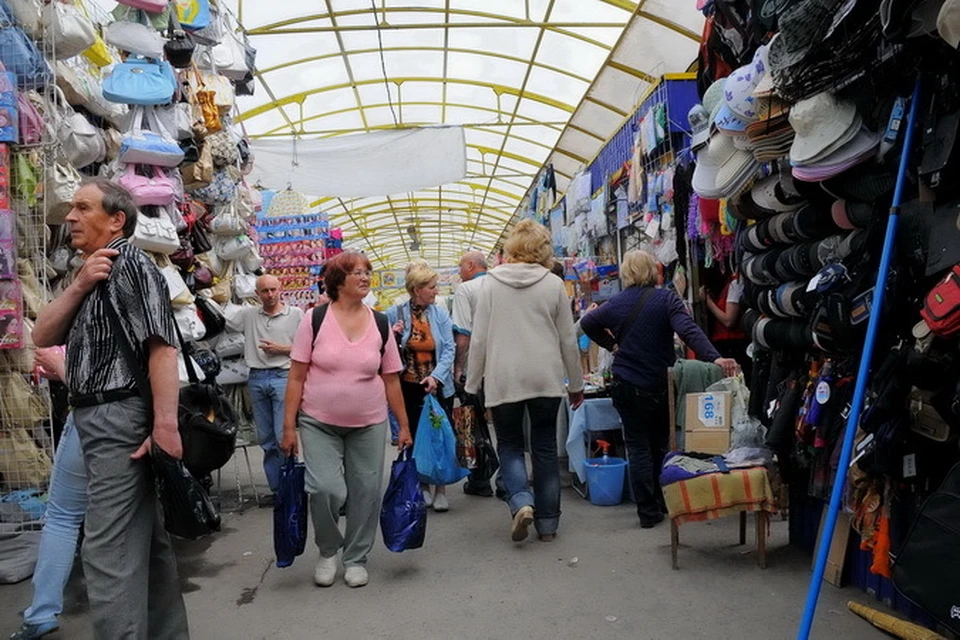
[768,0,845,72]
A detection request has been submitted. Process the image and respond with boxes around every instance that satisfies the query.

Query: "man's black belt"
[70,388,141,408]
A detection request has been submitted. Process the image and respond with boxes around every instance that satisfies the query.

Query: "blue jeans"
[388,409,400,441]
[490,397,563,536]
[248,368,289,493]
[24,414,87,627]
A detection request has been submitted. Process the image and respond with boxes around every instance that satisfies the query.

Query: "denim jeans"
[23,414,86,628]
[388,409,400,441]
[610,378,669,523]
[248,368,289,493]
[490,397,562,536]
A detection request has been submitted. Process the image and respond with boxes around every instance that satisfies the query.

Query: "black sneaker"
[259,493,276,508]
[462,482,494,497]
[639,513,665,529]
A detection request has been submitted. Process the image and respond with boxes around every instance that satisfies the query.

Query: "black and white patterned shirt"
[65,237,178,397]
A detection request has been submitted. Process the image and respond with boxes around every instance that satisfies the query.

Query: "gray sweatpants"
[73,397,189,640]
[298,412,387,567]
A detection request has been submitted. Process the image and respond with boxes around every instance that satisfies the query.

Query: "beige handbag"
[54,61,93,106]
[45,160,83,224]
[182,142,214,190]
[0,427,52,490]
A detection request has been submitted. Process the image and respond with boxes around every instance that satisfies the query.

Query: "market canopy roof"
[226,0,705,269]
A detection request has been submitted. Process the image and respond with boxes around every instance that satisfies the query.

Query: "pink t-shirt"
[290,307,403,427]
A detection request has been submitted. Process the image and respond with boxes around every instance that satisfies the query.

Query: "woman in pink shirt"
[281,252,412,589]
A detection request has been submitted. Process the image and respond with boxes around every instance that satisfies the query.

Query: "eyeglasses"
[349,270,373,278]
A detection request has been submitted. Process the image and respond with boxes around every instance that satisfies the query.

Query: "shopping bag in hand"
[453,395,478,469]
[412,394,470,486]
[273,456,307,568]
[380,449,428,552]
[151,445,220,540]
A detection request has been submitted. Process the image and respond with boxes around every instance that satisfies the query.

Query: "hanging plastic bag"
[705,374,767,449]
[412,395,470,486]
[380,449,427,553]
[273,456,307,568]
[151,445,221,540]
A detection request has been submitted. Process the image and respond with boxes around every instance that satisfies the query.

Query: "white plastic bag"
[705,374,766,449]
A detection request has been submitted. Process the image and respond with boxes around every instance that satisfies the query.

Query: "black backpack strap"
[373,310,389,357]
[311,303,329,347]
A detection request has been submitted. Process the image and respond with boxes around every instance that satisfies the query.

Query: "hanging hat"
[688,104,711,150]
[769,0,845,72]
[938,0,960,45]
[723,47,768,120]
[788,92,859,164]
[751,174,805,213]
[882,0,946,39]
[792,129,881,181]
[715,103,751,134]
[753,40,777,98]
[702,79,727,120]
[693,147,722,198]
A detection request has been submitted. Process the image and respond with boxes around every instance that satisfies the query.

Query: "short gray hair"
[82,178,139,238]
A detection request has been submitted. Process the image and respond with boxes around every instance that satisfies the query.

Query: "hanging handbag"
[194,294,225,339]
[164,11,195,69]
[105,18,167,60]
[188,66,220,134]
[192,168,236,205]
[214,331,244,358]
[54,60,92,106]
[119,106,184,167]
[169,235,195,270]
[45,160,82,224]
[191,66,233,112]
[7,0,42,39]
[206,128,239,168]
[240,245,263,273]
[209,203,245,236]
[0,20,52,89]
[173,0,211,32]
[116,0,169,13]
[41,0,97,60]
[174,303,205,340]
[12,150,39,207]
[191,264,214,290]
[233,263,257,300]
[50,87,105,169]
[118,164,177,207]
[190,220,213,255]
[17,91,43,146]
[156,102,194,141]
[103,56,177,106]
[182,141,214,190]
[82,28,113,68]
[214,234,253,261]
[132,214,180,255]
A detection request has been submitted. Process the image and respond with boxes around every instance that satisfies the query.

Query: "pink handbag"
[17,92,43,146]
[115,0,169,13]
[118,164,176,206]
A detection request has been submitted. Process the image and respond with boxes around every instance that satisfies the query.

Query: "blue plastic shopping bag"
[380,449,427,552]
[273,456,307,568]
[412,395,470,486]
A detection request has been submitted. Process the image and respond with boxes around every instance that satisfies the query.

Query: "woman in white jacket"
[466,220,584,542]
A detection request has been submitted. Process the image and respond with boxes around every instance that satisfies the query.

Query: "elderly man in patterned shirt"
[33,179,189,639]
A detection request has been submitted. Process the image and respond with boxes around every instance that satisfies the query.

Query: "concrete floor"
[2,449,889,640]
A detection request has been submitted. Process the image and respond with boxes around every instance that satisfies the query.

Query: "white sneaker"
[344,565,369,588]
[511,505,534,542]
[422,488,434,508]
[432,492,449,512]
[313,555,337,587]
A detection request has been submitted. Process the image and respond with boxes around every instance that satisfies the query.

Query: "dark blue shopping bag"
[380,449,427,552]
[412,395,471,486]
[273,456,307,568]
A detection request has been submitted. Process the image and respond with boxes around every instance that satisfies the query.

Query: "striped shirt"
[65,237,178,397]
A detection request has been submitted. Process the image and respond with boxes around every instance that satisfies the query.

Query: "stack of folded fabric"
[788,92,881,181]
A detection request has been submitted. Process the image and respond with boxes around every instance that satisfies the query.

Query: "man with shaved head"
[226,273,304,501]
[452,250,495,497]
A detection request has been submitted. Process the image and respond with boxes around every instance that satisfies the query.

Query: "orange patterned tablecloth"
[663,467,778,526]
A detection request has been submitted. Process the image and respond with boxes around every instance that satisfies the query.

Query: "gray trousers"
[73,398,189,640]
[298,412,387,567]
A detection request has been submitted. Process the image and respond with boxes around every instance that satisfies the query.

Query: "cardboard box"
[812,505,851,587]
[684,391,732,454]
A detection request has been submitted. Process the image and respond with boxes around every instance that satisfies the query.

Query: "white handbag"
[216,357,250,385]
[233,264,257,300]
[174,304,206,342]
[214,234,253,261]
[158,260,195,307]
[45,160,83,225]
[209,203,245,236]
[42,1,97,60]
[8,0,42,39]
[51,87,105,169]
[155,103,194,141]
[104,20,166,60]
[131,215,180,255]
[214,331,245,358]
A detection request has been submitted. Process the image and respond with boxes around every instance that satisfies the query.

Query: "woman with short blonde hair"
[466,220,583,543]
[388,259,456,511]
[504,219,553,267]
[620,250,659,288]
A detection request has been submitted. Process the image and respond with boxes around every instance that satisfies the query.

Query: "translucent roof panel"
[217,0,704,269]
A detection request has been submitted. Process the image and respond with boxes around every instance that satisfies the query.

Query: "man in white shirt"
[452,251,494,497]
[226,274,304,500]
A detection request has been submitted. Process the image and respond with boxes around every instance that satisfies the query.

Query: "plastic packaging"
[412,395,470,486]
[380,449,427,552]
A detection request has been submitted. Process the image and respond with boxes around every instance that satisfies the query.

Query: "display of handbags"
[0,19,52,89]
[118,164,177,207]
[50,86,104,169]
[105,17,167,60]
[164,11,195,69]
[41,0,97,60]
[132,214,179,255]
[119,106,184,167]
[102,56,177,106]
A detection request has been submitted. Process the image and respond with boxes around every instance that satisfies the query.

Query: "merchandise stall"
[0,0,268,580]
[682,0,960,634]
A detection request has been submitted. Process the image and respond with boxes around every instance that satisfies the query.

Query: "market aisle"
[2,450,886,640]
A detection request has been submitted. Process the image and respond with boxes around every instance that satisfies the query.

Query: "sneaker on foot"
[432,492,449,512]
[639,513,665,529]
[511,505,534,542]
[538,533,557,542]
[344,565,369,588]
[10,621,59,640]
[313,555,338,587]
[463,482,494,497]
[422,488,434,508]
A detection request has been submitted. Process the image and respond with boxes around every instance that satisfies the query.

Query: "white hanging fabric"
[248,126,467,198]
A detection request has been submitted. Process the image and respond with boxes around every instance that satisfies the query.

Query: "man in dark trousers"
[33,179,189,639]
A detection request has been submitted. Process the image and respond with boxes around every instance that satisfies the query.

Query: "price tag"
[903,453,917,479]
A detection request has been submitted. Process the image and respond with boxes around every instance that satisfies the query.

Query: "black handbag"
[194,295,226,339]
[892,463,960,634]
[164,12,195,69]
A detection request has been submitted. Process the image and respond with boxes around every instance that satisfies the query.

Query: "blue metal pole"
[796,77,922,640]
